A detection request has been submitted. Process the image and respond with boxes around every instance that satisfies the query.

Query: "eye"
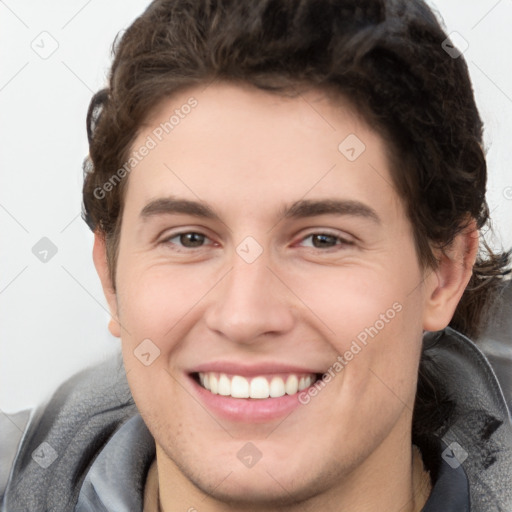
[299,232,353,249]
[164,232,211,248]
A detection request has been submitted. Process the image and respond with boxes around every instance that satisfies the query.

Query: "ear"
[92,231,121,338]
[422,220,479,332]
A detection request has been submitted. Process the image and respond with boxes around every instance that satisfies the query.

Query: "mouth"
[192,371,322,399]
[186,362,329,422]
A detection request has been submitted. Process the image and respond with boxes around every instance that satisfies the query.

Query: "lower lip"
[188,375,309,423]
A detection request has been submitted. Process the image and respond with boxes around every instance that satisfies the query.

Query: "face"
[97,82,451,507]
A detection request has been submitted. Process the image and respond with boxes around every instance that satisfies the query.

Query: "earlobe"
[422,221,479,332]
[92,231,121,338]
[107,317,121,338]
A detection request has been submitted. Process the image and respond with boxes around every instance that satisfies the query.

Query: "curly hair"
[82,0,511,340]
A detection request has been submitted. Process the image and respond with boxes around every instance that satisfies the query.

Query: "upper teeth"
[198,372,316,399]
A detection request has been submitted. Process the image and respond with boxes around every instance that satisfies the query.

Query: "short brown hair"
[82,0,511,340]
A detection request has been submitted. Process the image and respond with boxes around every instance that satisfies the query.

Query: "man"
[2,1,511,511]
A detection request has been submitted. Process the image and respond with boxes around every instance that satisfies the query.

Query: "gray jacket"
[1,327,512,511]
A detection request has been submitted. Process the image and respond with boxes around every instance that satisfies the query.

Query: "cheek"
[115,259,214,345]
[338,297,423,429]
[292,263,424,402]
[115,260,224,413]
[283,262,410,340]
[115,265,200,424]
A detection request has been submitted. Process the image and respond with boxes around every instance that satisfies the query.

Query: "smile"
[196,372,320,399]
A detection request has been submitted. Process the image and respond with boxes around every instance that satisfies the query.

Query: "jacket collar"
[419,328,512,511]
[75,414,154,512]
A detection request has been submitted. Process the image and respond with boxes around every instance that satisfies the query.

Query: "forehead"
[124,82,403,222]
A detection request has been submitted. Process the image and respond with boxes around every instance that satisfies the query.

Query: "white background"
[1,0,511,413]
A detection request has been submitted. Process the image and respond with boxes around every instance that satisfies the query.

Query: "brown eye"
[304,233,339,249]
[164,232,208,248]
[178,232,206,247]
[310,234,338,248]
[298,232,353,250]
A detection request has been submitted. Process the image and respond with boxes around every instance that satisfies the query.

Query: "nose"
[204,252,295,344]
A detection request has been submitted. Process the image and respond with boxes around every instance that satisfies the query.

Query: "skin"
[93,82,478,511]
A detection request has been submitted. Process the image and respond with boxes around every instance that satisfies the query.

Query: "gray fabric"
[427,329,512,511]
[75,415,154,512]
[0,410,31,496]
[1,328,511,511]
[478,280,512,411]
[1,353,137,512]
[422,439,470,512]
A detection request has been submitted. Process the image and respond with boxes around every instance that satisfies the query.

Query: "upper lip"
[189,361,324,376]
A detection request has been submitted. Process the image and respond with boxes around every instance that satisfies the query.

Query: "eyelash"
[162,232,215,250]
[297,232,354,250]
[160,230,354,251]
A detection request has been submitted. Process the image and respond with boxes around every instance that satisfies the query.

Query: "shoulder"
[0,409,31,496]
[420,328,512,511]
[1,353,138,512]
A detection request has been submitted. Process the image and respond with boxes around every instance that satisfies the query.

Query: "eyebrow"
[283,199,381,224]
[140,197,220,221]
[139,197,380,224]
